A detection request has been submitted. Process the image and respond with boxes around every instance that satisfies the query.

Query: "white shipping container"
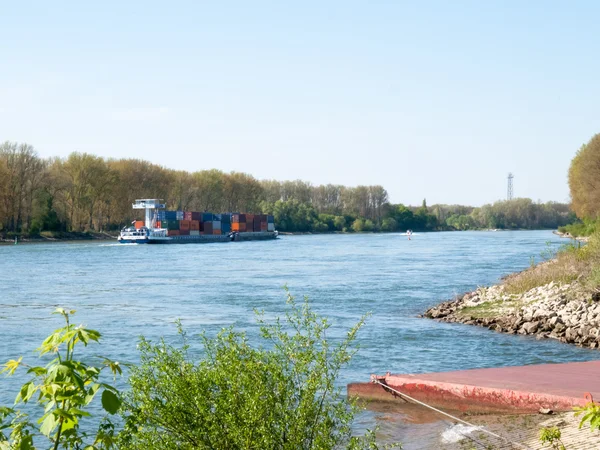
[190,230,200,236]
[267,223,275,232]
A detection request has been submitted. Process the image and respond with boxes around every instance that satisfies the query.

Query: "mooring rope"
[371,378,532,450]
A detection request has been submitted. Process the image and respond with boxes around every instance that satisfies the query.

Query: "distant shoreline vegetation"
[0,141,574,237]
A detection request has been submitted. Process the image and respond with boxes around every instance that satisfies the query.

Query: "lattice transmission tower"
[507,173,514,201]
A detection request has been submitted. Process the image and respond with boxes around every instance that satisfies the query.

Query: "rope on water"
[370,377,532,450]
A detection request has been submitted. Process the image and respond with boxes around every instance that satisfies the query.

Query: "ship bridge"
[132,199,165,228]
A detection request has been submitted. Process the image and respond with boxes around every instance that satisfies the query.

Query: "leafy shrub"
[539,426,565,450]
[118,291,397,450]
[0,309,122,450]
[575,401,600,432]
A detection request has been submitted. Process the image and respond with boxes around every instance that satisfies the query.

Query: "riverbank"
[424,234,600,349]
[0,231,117,244]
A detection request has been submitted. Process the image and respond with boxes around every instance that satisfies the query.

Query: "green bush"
[118,291,397,450]
[381,218,397,232]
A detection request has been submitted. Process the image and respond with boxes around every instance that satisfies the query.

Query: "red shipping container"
[246,214,255,224]
[168,230,180,236]
[184,211,192,221]
[179,220,190,230]
[213,229,222,235]
[204,222,213,234]
[156,221,161,228]
[190,220,200,231]
[260,222,268,231]
[179,229,190,236]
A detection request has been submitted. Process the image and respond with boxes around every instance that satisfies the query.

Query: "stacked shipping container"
[154,210,274,236]
[231,213,274,232]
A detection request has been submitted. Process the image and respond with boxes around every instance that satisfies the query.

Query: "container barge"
[118,199,278,244]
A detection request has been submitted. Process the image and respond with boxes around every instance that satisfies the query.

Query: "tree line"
[0,141,573,235]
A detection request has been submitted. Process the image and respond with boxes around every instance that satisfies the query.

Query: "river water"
[1,231,597,447]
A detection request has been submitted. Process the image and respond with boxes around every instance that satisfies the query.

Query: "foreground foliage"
[539,426,566,450]
[118,291,396,449]
[1,298,398,449]
[0,309,122,450]
[575,402,600,433]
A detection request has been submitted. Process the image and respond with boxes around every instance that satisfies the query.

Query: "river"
[1,230,597,447]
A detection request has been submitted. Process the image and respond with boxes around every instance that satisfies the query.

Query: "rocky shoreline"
[424,279,600,349]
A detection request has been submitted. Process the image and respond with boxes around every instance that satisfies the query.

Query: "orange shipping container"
[213,229,222,235]
[134,220,144,229]
[190,220,200,231]
[232,223,247,232]
[179,220,191,230]
[156,221,161,228]
[260,222,268,231]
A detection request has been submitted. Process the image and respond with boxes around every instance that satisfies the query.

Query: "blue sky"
[1,1,598,205]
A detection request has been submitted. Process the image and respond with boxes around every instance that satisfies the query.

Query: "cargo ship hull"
[118,231,278,244]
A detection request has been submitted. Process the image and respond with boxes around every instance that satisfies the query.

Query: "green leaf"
[18,382,36,403]
[40,412,58,437]
[26,366,47,376]
[1,357,23,375]
[101,390,121,415]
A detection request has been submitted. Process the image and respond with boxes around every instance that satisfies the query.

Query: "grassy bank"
[503,233,600,296]
[558,219,600,237]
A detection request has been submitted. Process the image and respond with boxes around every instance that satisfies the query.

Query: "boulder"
[522,321,540,334]
[565,327,579,343]
[547,316,563,327]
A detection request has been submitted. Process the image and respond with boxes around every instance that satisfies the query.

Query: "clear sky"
[1,1,598,206]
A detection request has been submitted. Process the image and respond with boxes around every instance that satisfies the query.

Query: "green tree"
[333,216,347,231]
[569,134,600,219]
[118,292,396,450]
[381,218,397,232]
[351,218,365,232]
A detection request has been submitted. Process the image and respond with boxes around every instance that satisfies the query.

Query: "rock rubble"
[424,281,600,349]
